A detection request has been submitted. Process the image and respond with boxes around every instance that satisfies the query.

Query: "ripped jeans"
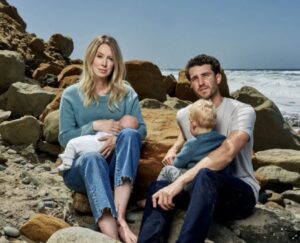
[63,128,142,223]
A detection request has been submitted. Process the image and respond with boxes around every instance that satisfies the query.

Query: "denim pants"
[138,168,256,243]
[63,128,142,224]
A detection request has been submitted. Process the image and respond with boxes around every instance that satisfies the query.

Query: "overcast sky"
[8,0,300,69]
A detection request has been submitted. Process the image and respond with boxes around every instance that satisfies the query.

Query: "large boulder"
[3,82,56,118]
[134,108,179,199]
[125,60,166,102]
[47,226,119,243]
[232,86,300,151]
[48,34,74,58]
[256,165,300,191]
[0,115,41,145]
[253,149,300,172]
[162,74,177,96]
[0,50,25,93]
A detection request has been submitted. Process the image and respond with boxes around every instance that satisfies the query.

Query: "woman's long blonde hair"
[79,35,126,110]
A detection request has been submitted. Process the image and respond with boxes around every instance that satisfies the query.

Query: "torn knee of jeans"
[116,176,133,187]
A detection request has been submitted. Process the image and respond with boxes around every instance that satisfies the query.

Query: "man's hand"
[99,135,117,158]
[152,179,185,210]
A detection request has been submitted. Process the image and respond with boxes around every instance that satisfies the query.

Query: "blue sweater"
[173,130,226,169]
[58,82,147,148]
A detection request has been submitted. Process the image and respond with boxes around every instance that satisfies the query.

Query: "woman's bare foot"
[136,198,146,209]
[118,219,137,243]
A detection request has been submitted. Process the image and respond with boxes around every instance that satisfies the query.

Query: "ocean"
[161,69,300,130]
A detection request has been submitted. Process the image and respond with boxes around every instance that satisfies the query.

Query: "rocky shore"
[1,0,300,242]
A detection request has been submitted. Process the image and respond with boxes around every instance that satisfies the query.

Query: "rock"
[0,115,41,145]
[43,110,59,143]
[0,50,25,93]
[47,226,120,243]
[232,86,300,151]
[163,96,191,110]
[58,75,79,89]
[125,60,166,102]
[0,3,26,30]
[18,144,39,163]
[0,236,9,243]
[134,108,179,199]
[256,166,300,191]
[162,74,177,96]
[254,149,300,172]
[48,34,74,58]
[57,64,82,83]
[0,109,10,123]
[139,98,170,109]
[39,89,63,122]
[229,205,300,243]
[3,82,56,118]
[282,189,300,204]
[174,81,198,102]
[28,37,45,54]
[3,226,20,237]
[0,164,6,171]
[20,213,70,242]
[32,63,62,81]
[36,140,62,156]
[72,192,92,214]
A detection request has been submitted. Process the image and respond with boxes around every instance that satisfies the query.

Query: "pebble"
[0,236,9,243]
[22,177,31,185]
[0,164,6,171]
[13,158,24,164]
[44,201,58,208]
[6,149,17,155]
[26,163,35,169]
[3,226,20,237]
[37,201,45,212]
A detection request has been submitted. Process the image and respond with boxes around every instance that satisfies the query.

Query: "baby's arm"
[173,142,193,168]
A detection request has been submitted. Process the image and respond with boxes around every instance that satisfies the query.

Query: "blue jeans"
[138,168,256,243]
[63,128,142,224]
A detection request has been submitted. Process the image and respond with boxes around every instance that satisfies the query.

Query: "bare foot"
[136,198,146,209]
[118,223,137,243]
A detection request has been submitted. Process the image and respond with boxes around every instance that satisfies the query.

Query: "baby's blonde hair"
[189,99,217,129]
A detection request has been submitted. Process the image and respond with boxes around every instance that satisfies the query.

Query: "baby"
[158,99,229,183]
[57,115,138,172]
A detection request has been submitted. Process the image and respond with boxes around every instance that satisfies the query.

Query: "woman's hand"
[152,179,185,210]
[161,148,177,166]
[99,135,117,158]
[93,119,122,134]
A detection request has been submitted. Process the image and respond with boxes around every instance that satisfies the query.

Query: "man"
[138,54,259,243]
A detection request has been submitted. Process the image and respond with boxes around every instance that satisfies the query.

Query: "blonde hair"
[189,99,217,129]
[79,35,126,110]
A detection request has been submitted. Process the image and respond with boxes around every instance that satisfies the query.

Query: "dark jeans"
[138,168,256,243]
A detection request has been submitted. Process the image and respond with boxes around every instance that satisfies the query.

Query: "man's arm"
[152,130,250,210]
[161,131,185,166]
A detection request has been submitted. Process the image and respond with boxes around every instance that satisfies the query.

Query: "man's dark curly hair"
[185,54,221,81]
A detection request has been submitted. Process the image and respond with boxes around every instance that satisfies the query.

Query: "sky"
[7,0,300,69]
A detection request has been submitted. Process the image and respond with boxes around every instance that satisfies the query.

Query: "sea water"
[161,69,300,129]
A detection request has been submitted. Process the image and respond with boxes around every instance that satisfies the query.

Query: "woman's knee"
[118,128,141,143]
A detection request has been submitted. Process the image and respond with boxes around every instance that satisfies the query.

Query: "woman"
[58,35,146,243]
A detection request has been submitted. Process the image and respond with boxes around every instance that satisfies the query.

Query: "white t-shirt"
[176,98,260,201]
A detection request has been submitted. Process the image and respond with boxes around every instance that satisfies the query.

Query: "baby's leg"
[157,165,183,183]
